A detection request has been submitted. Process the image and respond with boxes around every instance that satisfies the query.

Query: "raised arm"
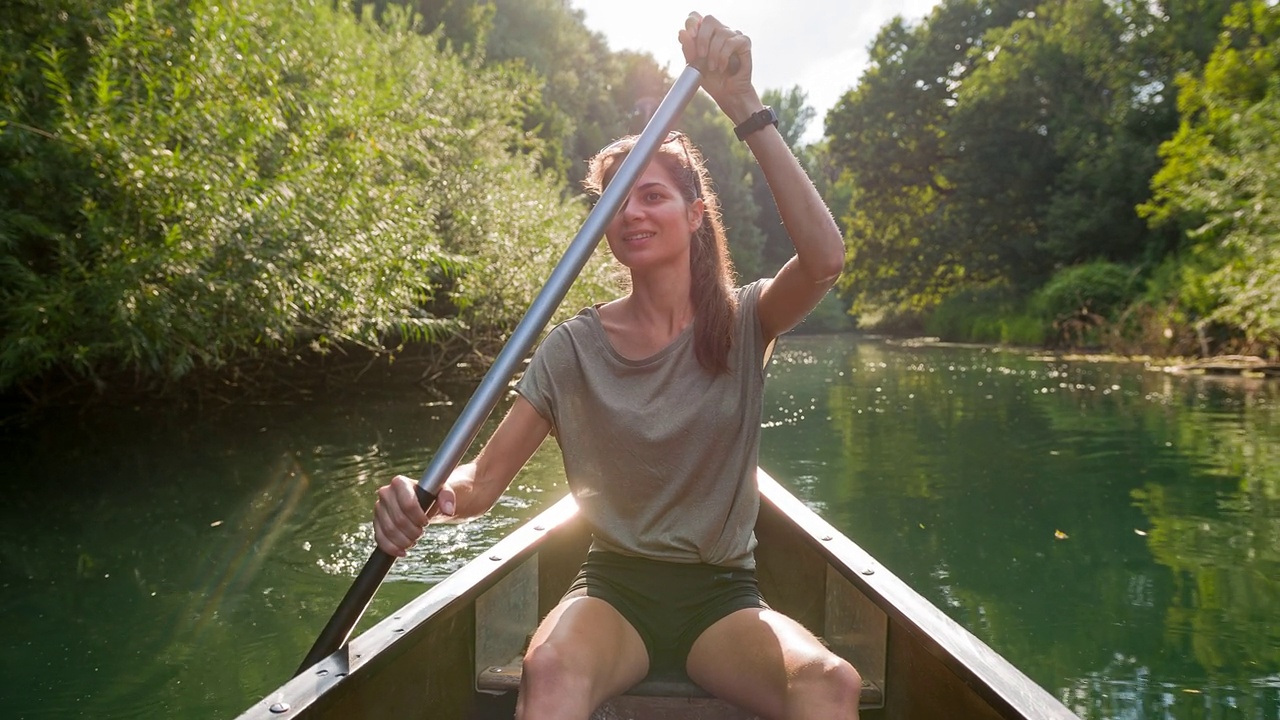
[373,396,551,556]
[680,13,845,342]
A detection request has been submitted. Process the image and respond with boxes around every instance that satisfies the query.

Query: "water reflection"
[0,385,555,719]
[761,337,1280,720]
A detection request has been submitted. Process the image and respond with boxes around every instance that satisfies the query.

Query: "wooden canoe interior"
[239,471,1078,720]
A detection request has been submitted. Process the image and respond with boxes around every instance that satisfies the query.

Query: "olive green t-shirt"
[515,281,769,569]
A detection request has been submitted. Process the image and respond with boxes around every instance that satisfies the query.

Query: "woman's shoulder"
[559,304,604,334]
[537,306,602,352]
[735,278,770,308]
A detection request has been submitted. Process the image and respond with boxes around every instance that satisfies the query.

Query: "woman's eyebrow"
[634,181,671,193]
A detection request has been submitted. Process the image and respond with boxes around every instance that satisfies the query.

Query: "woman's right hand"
[370,398,550,558]
[373,475,457,557]
[679,13,760,122]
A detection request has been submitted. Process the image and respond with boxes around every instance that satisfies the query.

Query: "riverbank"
[874,334,1280,382]
[9,325,1277,429]
[0,335,505,428]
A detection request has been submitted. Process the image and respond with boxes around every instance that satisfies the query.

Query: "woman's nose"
[621,197,644,220]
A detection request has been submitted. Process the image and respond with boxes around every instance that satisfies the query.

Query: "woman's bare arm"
[373,396,551,556]
[681,13,845,342]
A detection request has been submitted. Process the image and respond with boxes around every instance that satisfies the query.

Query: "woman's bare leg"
[686,608,861,720]
[516,596,649,720]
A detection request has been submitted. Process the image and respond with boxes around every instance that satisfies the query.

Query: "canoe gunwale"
[238,495,580,719]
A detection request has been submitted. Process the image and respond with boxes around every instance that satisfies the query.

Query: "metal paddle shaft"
[294,64,709,676]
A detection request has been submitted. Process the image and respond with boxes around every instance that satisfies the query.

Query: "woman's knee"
[521,640,581,695]
[793,653,862,707]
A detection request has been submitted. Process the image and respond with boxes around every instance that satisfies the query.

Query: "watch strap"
[733,106,779,141]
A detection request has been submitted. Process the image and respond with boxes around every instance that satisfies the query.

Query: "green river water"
[1,335,1277,719]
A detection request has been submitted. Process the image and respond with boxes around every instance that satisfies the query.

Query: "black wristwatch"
[733,106,779,141]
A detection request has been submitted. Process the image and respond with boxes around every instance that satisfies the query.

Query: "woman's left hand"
[679,13,761,123]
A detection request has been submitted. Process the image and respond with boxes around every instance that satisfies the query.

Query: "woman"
[373,13,860,720]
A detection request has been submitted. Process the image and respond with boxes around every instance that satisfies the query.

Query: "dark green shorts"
[564,550,768,678]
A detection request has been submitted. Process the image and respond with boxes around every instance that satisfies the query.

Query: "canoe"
[237,469,1080,719]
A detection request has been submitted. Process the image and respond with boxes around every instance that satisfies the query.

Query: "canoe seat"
[477,652,884,710]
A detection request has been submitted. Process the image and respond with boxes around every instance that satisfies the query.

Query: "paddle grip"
[690,54,741,77]
[414,484,438,513]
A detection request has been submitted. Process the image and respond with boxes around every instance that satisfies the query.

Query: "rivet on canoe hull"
[862,568,875,576]
[489,555,502,561]
[821,535,833,541]
[534,525,545,531]
[269,702,291,714]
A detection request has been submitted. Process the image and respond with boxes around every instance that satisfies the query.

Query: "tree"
[826,0,1038,313]
[1140,0,1280,351]
[483,0,631,185]
[826,0,1238,318]
[952,0,1237,284]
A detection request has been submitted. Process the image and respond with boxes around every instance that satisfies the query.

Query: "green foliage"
[1033,261,1138,321]
[0,0,606,395]
[1140,254,1218,323]
[828,0,1040,313]
[0,0,124,114]
[923,284,1048,345]
[944,0,1229,283]
[356,0,493,54]
[1140,0,1280,351]
[481,0,632,185]
[1026,261,1144,348]
[826,0,1242,350]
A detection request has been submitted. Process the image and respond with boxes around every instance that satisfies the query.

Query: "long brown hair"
[584,134,738,374]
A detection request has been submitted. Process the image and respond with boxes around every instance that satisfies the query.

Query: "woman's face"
[603,159,704,273]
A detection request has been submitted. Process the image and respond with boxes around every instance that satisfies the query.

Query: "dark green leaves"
[0,0,606,396]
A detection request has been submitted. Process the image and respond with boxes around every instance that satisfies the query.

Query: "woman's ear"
[686,198,705,234]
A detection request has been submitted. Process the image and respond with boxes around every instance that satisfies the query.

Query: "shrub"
[924,284,1046,346]
[1030,261,1143,349]
[1033,261,1138,321]
[0,0,608,396]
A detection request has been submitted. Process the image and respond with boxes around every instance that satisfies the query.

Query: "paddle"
[294,62,722,677]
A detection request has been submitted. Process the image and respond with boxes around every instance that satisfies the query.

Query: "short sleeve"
[735,280,770,373]
[513,323,569,430]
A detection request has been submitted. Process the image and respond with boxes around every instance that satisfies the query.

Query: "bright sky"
[568,1,942,144]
